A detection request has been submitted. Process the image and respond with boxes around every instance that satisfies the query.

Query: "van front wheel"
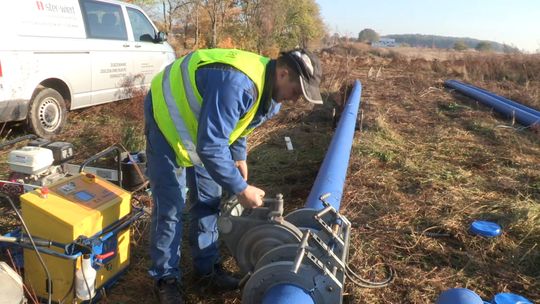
[27,88,67,138]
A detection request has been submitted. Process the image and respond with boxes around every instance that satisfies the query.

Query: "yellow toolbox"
[20,173,138,303]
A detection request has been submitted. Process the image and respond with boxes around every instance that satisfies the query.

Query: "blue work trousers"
[144,95,221,280]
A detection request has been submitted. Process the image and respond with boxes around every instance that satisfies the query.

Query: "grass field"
[1,44,539,303]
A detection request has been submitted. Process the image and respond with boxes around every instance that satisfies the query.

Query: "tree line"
[355,29,521,53]
[130,0,325,54]
[384,34,520,53]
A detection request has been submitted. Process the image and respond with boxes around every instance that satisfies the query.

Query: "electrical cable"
[0,179,41,188]
[0,193,52,304]
[345,263,394,288]
[354,223,452,238]
[0,134,37,149]
[342,222,397,289]
[6,249,39,304]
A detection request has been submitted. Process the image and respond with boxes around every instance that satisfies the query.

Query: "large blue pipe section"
[306,80,363,210]
[262,80,363,304]
[452,81,540,118]
[445,80,540,127]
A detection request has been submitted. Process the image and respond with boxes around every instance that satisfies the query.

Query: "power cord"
[345,263,394,288]
[355,223,452,238]
[0,193,52,304]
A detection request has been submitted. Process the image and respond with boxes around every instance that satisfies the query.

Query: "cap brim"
[299,77,323,104]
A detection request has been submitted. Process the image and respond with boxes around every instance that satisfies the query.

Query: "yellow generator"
[19,173,143,303]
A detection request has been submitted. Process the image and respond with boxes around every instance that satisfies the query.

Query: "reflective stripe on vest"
[180,53,201,120]
[161,57,202,165]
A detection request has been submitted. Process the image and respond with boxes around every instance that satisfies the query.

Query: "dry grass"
[317,44,540,303]
[1,44,539,303]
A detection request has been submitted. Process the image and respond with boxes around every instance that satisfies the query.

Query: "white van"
[0,0,176,137]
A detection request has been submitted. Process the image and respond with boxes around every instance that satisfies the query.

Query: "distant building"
[372,38,397,48]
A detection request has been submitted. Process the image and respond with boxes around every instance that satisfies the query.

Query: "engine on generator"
[1,137,74,198]
[7,138,74,186]
[1,135,147,199]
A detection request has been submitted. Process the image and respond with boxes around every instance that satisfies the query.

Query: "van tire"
[27,88,67,138]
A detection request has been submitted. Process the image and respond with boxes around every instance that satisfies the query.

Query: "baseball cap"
[281,49,323,104]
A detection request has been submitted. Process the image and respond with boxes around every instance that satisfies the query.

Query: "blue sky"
[316,0,540,53]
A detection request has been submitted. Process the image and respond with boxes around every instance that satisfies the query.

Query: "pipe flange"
[242,261,340,304]
[285,208,332,230]
[254,238,346,281]
[235,222,302,273]
[254,244,304,270]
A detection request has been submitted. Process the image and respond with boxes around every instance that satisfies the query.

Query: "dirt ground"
[1,44,539,303]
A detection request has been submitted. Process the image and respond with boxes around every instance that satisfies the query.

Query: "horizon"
[316,0,540,53]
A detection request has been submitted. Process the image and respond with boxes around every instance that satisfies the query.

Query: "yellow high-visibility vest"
[151,49,270,167]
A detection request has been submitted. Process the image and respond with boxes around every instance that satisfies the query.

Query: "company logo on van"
[35,1,76,15]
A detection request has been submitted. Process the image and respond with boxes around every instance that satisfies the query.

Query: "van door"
[126,7,168,89]
[80,0,133,106]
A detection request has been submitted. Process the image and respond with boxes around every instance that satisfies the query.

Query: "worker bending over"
[143,48,323,304]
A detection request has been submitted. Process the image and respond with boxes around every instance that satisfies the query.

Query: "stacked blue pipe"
[445,80,540,127]
[262,80,363,304]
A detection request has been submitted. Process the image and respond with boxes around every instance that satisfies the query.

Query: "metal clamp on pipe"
[285,194,352,266]
[242,197,352,304]
[218,193,303,274]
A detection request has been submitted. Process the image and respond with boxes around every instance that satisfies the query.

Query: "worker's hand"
[235,160,248,181]
[237,185,265,208]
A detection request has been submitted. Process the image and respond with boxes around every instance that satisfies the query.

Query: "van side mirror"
[140,34,154,42]
[154,31,167,43]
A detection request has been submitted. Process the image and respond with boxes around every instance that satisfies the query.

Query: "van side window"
[81,0,128,40]
[127,8,156,42]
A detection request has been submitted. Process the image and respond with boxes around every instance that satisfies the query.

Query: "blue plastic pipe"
[305,80,363,210]
[447,80,540,118]
[261,284,314,304]
[445,80,540,127]
[262,80,363,304]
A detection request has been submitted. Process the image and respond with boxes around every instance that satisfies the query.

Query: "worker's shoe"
[198,264,240,291]
[154,277,183,304]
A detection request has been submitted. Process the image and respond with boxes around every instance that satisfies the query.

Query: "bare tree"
[201,0,232,48]
[194,1,200,47]
[162,0,195,33]
[174,0,200,48]
[201,0,218,47]
[238,0,267,52]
